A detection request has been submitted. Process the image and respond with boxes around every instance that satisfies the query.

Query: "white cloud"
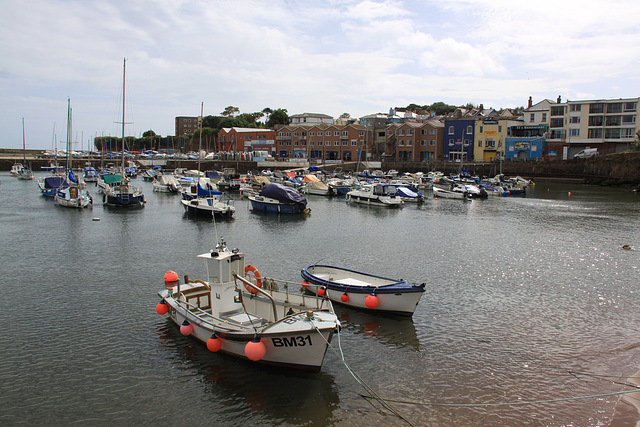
[1,0,639,149]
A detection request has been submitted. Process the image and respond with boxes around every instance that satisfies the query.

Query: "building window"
[542,113,547,122]
[479,126,483,134]
[570,104,581,112]
[448,139,454,146]
[590,103,605,114]
[448,126,454,135]
[342,140,348,146]
[570,129,579,137]
[334,141,339,146]
[624,102,637,111]
[430,129,436,135]
[334,131,339,136]
[421,129,426,135]
[466,126,472,134]
[607,103,622,113]
[310,141,314,146]
[530,113,535,122]
[485,139,495,148]
[399,140,404,146]
[407,140,413,146]
[325,140,331,146]
[407,129,413,135]
[351,140,358,146]
[400,129,405,135]
[570,116,580,124]
[498,126,502,132]
[623,115,636,123]
[429,140,435,146]
[326,131,331,136]
[310,131,315,136]
[421,140,426,146]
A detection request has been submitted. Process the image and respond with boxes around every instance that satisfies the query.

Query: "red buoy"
[156,300,169,315]
[365,294,379,308]
[245,338,266,361]
[318,287,326,297]
[341,293,349,302]
[302,281,310,289]
[207,334,222,352]
[180,320,194,336]
[164,270,178,283]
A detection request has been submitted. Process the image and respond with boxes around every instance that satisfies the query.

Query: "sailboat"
[16,118,34,180]
[102,58,145,208]
[180,102,235,217]
[55,99,92,209]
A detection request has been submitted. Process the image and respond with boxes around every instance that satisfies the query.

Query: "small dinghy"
[300,265,425,316]
[157,239,340,372]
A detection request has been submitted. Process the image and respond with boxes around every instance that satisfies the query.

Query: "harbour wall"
[2,149,639,187]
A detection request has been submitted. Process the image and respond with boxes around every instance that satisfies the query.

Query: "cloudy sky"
[1,0,639,150]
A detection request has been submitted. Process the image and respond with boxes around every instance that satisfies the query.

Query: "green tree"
[221,106,240,117]
[142,130,156,137]
[266,108,289,127]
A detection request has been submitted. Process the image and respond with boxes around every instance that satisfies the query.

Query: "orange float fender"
[244,265,262,294]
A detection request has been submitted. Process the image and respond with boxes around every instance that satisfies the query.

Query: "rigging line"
[359,388,640,408]
[310,322,414,426]
[568,371,640,390]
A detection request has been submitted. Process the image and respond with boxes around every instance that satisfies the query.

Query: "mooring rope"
[310,321,415,426]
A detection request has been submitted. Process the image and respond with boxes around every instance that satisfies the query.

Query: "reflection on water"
[156,321,340,425]
[1,174,639,426]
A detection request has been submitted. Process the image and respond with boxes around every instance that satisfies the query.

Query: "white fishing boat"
[156,238,340,372]
[346,183,403,207]
[300,265,425,316]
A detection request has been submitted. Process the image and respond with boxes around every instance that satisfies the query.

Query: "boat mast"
[22,117,26,164]
[198,101,203,174]
[66,98,72,172]
[121,58,126,174]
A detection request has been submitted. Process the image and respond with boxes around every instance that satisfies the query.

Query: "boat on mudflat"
[300,265,425,316]
[156,238,340,372]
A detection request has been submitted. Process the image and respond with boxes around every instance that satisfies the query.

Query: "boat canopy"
[44,176,68,189]
[102,174,122,185]
[260,183,307,205]
[68,170,79,184]
[304,174,321,182]
[197,183,222,196]
[396,187,419,198]
[205,171,221,179]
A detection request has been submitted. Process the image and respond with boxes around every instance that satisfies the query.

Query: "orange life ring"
[244,265,262,294]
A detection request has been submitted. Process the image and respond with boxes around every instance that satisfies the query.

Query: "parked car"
[574,148,598,159]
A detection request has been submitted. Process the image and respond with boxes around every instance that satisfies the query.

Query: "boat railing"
[174,296,254,331]
[233,273,279,321]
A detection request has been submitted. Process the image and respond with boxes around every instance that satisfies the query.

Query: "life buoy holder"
[244,265,262,294]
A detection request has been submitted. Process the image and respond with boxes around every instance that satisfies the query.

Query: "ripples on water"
[1,175,639,426]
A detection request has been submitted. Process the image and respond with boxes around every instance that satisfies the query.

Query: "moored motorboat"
[156,238,340,372]
[181,195,235,217]
[38,175,69,197]
[248,183,309,214]
[346,183,403,207]
[300,265,425,316]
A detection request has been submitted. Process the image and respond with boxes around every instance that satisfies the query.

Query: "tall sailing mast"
[121,58,126,174]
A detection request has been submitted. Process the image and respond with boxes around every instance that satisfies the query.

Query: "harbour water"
[1,173,639,426]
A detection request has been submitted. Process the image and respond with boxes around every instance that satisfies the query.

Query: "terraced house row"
[179,96,640,163]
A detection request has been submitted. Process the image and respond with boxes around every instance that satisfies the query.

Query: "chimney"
[557,95,562,104]
[528,96,533,108]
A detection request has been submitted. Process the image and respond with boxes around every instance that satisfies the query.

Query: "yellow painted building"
[474,119,509,161]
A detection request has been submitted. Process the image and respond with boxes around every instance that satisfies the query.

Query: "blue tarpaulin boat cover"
[44,176,68,189]
[68,170,78,184]
[259,183,307,205]
[397,187,419,198]
[197,183,222,196]
[205,171,221,179]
